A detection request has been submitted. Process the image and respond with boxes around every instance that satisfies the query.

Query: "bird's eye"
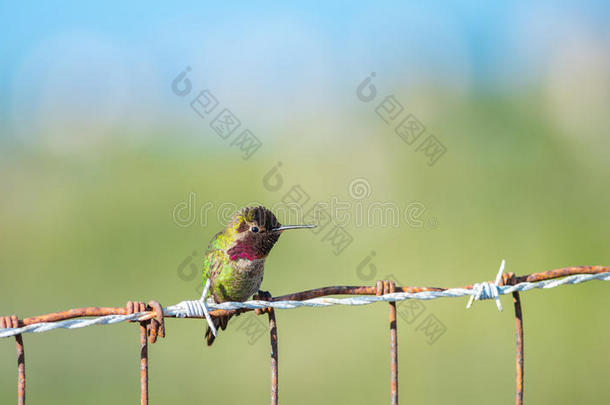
[251,226,259,233]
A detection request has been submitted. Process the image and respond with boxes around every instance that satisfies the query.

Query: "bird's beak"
[272,224,316,232]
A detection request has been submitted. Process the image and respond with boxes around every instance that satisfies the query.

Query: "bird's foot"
[375,280,396,296]
[125,300,166,343]
[0,315,20,330]
[253,290,273,315]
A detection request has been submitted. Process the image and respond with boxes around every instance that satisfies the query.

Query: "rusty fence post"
[14,317,26,405]
[16,332,25,405]
[140,323,149,405]
[125,300,164,405]
[502,272,524,405]
[389,301,398,405]
[1,316,25,405]
[388,280,398,405]
[268,309,279,405]
[377,280,398,405]
[512,291,524,405]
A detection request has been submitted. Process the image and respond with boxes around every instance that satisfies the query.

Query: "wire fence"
[1,264,609,404]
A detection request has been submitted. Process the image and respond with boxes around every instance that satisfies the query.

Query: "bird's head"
[225,206,314,261]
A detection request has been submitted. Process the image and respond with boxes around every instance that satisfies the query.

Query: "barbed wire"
[1,264,608,405]
[1,266,608,339]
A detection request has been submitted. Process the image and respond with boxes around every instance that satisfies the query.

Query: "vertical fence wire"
[502,272,524,405]
[3,267,609,404]
[268,309,279,405]
[389,301,398,405]
[15,332,25,405]
[139,323,149,405]
[377,280,399,404]
[1,316,25,405]
[512,291,524,405]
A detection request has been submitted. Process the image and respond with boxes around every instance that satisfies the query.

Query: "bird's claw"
[125,300,165,343]
[375,280,396,296]
[253,290,273,315]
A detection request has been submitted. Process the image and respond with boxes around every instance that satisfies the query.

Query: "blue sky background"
[2,1,610,147]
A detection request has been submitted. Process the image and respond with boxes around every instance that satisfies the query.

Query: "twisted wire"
[1,271,609,339]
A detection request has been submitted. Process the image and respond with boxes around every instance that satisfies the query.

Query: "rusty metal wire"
[377,280,399,405]
[0,265,608,404]
[268,309,279,405]
[0,316,25,405]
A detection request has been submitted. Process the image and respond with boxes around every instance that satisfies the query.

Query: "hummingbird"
[202,206,314,345]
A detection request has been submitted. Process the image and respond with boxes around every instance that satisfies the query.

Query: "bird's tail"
[205,313,236,346]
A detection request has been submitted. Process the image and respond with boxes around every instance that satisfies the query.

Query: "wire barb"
[467,259,506,311]
[1,266,609,339]
[169,279,218,336]
[0,264,609,405]
[197,278,217,336]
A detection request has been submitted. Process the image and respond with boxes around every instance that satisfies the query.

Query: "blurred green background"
[1,2,610,404]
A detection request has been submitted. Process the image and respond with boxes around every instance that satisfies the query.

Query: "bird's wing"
[206,230,225,250]
[202,249,223,281]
